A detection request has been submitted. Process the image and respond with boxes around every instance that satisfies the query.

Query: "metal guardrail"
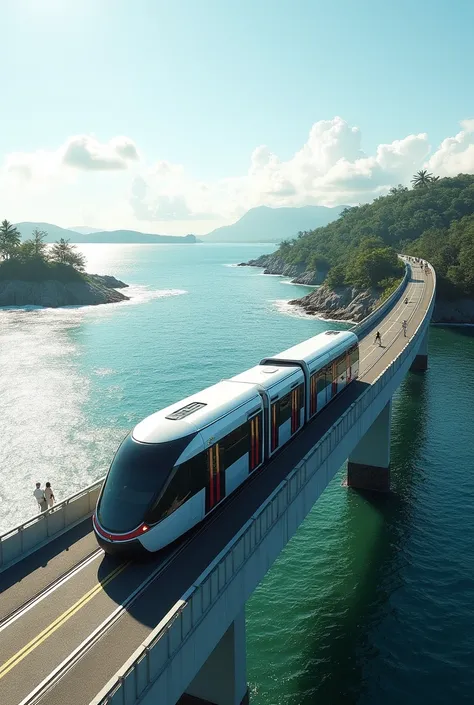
[91,267,436,705]
[0,479,103,572]
[353,256,410,338]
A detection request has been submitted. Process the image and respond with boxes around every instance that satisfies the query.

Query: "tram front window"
[97,433,194,533]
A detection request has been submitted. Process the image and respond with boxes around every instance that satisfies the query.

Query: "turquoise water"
[1,244,473,703]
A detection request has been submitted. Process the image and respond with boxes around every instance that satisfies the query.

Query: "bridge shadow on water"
[292,371,428,705]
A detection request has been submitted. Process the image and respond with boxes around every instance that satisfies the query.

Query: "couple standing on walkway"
[33,482,55,513]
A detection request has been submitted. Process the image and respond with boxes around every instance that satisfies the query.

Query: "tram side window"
[145,452,207,524]
[336,355,346,377]
[350,345,359,364]
[324,364,333,387]
[220,422,249,469]
[316,370,326,394]
[278,392,292,425]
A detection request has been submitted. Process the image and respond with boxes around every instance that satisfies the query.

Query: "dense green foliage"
[0,224,86,282]
[276,174,474,296]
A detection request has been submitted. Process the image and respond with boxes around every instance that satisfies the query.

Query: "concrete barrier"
[90,266,436,705]
[0,479,103,573]
[354,256,410,338]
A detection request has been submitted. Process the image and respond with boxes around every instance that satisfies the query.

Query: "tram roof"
[133,379,260,444]
[261,330,357,367]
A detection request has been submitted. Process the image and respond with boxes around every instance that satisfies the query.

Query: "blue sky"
[1,0,474,233]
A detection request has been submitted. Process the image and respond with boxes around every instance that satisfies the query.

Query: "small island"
[0,222,130,308]
[239,172,474,325]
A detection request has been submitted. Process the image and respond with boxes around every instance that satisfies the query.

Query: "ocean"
[1,243,473,704]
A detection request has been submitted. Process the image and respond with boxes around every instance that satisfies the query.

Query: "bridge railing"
[0,479,103,573]
[353,256,410,338]
[91,266,436,705]
[0,258,414,574]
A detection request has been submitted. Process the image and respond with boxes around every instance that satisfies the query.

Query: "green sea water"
[1,243,473,704]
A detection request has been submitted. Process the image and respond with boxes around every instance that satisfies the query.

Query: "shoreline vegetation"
[0,222,129,307]
[239,172,474,325]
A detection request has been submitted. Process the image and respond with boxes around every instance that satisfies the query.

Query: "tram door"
[206,444,225,512]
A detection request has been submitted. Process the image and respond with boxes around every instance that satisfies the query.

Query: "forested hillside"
[274,173,474,298]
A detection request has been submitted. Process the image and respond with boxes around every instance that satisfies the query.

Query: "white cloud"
[425,119,474,176]
[2,118,474,233]
[130,116,433,221]
[4,135,139,183]
[62,135,139,170]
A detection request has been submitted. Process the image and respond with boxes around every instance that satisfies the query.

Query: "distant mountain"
[14,222,196,244]
[68,226,102,235]
[202,205,345,243]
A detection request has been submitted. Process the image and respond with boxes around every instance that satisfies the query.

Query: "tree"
[31,229,48,258]
[0,220,21,260]
[411,170,433,188]
[50,238,86,271]
[389,184,409,196]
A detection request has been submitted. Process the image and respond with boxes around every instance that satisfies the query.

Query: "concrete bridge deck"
[0,262,434,705]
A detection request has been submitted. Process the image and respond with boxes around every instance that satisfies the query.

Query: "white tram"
[93,330,359,554]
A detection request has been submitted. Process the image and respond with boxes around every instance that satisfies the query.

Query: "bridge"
[0,258,435,705]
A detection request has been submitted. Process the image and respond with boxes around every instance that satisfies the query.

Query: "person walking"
[402,320,407,337]
[33,483,47,513]
[374,331,382,346]
[44,482,55,509]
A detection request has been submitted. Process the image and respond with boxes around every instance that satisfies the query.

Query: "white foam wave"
[272,299,315,319]
[223,263,240,268]
[271,299,355,324]
[122,286,188,306]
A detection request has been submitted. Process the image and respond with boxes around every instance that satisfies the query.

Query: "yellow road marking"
[0,560,130,680]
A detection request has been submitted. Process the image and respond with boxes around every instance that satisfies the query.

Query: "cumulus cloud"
[3,118,474,231]
[62,135,139,170]
[425,119,474,176]
[130,117,434,222]
[3,135,139,183]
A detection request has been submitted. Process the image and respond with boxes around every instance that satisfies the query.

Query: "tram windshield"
[97,432,194,533]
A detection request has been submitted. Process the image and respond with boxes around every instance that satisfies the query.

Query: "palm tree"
[0,220,21,260]
[411,170,433,188]
[430,175,440,183]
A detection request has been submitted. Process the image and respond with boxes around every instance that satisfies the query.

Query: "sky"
[1,0,474,235]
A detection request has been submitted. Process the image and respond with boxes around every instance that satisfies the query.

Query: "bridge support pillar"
[181,609,248,705]
[347,400,391,492]
[410,327,429,371]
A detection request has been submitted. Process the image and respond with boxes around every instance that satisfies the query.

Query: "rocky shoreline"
[239,255,474,325]
[0,273,130,308]
[238,253,326,285]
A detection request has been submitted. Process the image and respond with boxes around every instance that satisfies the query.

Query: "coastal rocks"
[432,298,474,324]
[88,274,128,289]
[238,254,325,285]
[289,284,379,322]
[0,276,130,308]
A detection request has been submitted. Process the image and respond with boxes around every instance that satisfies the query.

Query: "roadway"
[0,261,434,705]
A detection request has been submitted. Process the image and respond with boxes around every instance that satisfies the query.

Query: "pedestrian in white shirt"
[44,482,55,508]
[33,483,47,512]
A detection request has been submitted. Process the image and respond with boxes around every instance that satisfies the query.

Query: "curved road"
[0,262,434,705]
